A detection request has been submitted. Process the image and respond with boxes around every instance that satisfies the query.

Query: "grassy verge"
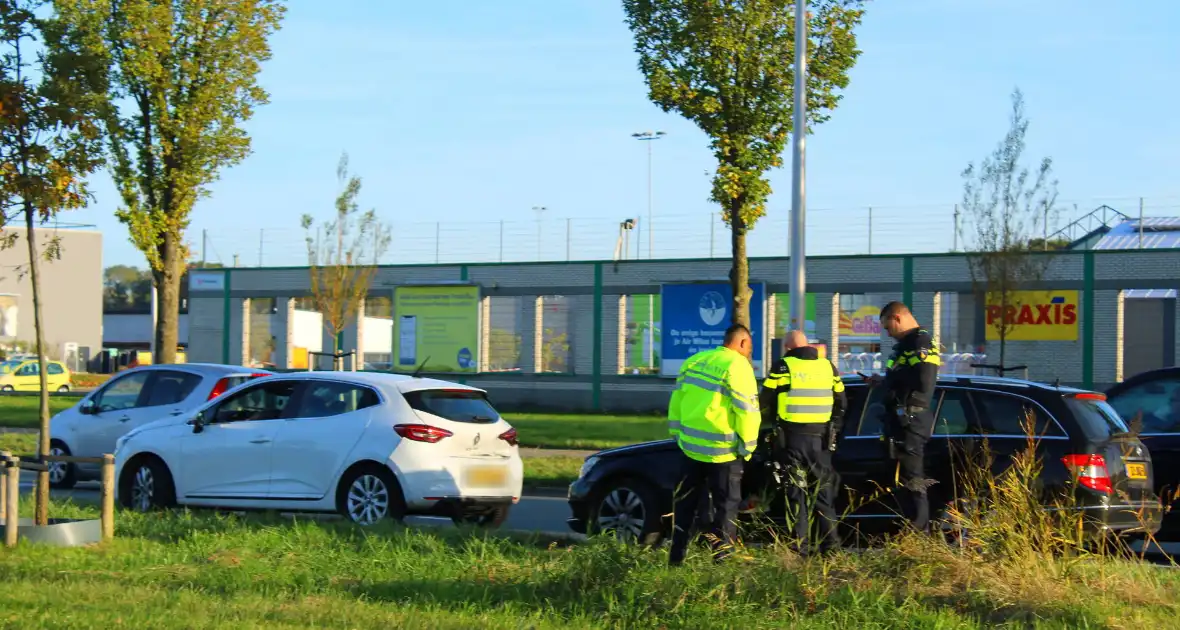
[504,413,666,450]
[0,396,77,429]
[522,455,582,489]
[0,431,36,454]
[0,400,668,452]
[0,498,1176,628]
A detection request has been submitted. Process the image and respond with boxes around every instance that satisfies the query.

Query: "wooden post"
[0,451,8,523]
[5,457,18,547]
[101,454,115,542]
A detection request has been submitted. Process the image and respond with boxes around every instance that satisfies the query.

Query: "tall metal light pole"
[532,206,547,261]
[788,1,809,335]
[633,130,665,370]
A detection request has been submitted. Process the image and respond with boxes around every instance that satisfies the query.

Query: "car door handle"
[119,415,131,423]
[249,439,271,444]
[169,410,184,416]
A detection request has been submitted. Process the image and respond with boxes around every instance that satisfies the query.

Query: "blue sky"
[70,0,1180,268]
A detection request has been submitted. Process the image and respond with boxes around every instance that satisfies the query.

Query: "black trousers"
[890,412,932,531]
[776,428,840,554]
[669,453,742,564]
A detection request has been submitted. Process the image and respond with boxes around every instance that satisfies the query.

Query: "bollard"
[0,450,8,523]
[5,457,18,547]
[101,454,115,542]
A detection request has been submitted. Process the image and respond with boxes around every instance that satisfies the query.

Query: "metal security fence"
[196,197,1180,268]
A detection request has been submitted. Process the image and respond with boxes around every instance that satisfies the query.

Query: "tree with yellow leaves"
[0,0,108,525]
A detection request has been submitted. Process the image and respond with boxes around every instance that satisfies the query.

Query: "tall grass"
[2,409,1178,627]
[1,496,1177,628]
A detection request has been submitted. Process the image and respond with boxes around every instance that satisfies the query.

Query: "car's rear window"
[403,389,499,424]
[1064,397,1130,440]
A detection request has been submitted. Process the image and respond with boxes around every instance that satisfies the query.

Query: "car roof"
[838,372,1097,395]
[266,370,483,395]
[129,363,273,376]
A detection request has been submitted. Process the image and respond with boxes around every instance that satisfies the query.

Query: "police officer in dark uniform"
[874,301,940,532]
[760,330,847,555]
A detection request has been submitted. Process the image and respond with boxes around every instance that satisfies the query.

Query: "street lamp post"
[532,206,547,262]
[633,130,665,371]
[788,1,809,335]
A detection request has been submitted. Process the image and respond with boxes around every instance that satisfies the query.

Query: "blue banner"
[659,282,765,377]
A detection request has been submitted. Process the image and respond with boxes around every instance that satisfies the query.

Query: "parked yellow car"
[0,359,72,392]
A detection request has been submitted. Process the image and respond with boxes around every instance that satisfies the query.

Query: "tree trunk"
[23,204,51,526]
[728,206,752,329]
[153,231,182,364]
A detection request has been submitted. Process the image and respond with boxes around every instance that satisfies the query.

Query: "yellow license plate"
[467,466,507,488]
[1126,462,1147,480]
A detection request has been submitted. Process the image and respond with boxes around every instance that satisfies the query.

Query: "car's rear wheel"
[452,504,511,529]
[588,477,665,545]
[119,456,176,512]
[337,464,406,526]
[48,440,77,490]
[56,385,69,393]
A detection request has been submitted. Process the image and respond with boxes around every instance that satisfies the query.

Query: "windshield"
[1065,397,1131,440]
[0,361,20,374]
[403,389,500,424]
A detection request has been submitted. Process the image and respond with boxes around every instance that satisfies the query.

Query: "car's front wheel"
[1,385,12,392]
[48,440,77,490]
[56,385,70,393]
[119,456,177,512]
[588,477,666,545]
[337,464,406,526]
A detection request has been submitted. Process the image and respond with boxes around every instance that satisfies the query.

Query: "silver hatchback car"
[47,363,271,488]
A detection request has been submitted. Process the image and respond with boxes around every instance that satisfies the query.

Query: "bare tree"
[960,88,1060,368]
[301,153,390,370]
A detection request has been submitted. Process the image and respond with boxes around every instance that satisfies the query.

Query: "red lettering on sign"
[1062,304,1077,325]
[985,300,1078,326]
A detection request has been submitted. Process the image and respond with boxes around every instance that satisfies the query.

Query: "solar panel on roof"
[1093,218,1180,250]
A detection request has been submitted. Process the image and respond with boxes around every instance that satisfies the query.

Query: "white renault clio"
[113,371,524,527]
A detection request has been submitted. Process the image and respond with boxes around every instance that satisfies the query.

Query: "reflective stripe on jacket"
[770,356,843,424]
[666,346,760,463]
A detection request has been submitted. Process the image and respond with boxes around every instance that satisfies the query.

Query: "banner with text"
[985,290,1079,341]
[660,282,765,377]
[839,304,884,341]
[392,285,480,372]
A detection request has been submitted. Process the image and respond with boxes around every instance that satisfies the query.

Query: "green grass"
[522,455,583,488]
[1,498,1177,628]
[0,396,77,429]
[0,402,667,451]
[504,413,667,450]
[0,431,37,455]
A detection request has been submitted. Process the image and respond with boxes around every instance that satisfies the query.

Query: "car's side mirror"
[79,399,97,415]
[188,411,207,434]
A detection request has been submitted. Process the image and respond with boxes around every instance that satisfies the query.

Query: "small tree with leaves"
[59,0,285,365]
[0,0,107,525]
[623,0,865,327]
[302,154,390,370]
[960,88,1060,368]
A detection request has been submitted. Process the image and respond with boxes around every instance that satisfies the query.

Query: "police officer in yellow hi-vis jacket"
[666,323,761,566]
[760,330,847,556]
